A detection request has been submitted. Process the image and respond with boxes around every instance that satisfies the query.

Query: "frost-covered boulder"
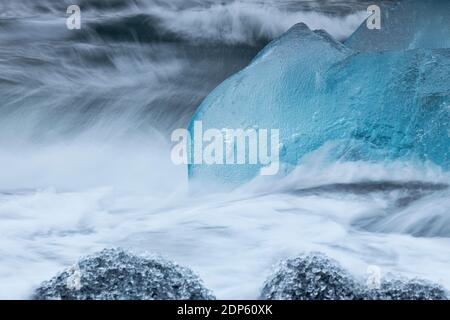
[260,253,362,300]
[33,248,215,300]
[364,278,448,300]
[260,253,448,300]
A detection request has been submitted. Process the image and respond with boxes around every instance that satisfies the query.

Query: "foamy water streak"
[1,160,449,299]
[1,0,368,42]
[145,2,368,43]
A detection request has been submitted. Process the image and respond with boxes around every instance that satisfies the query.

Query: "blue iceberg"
[346,0,450,52]
[188,0,450,185]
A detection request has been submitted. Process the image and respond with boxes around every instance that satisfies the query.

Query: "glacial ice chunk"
[188,23,354,184]
[346,0,450,52]
[188,21,450,184]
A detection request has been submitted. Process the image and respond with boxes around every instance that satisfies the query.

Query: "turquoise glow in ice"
[188,0,450,184]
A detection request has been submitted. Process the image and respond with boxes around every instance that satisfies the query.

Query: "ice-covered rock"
[346,0,450,52]
[188,7,450,185]
[32,248,215,300]
[259,253,362,300]
[364,278,448,300]
[260,253,448,300]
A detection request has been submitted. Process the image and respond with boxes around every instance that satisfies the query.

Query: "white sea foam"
[147,1,368,43]
[1,155,449,299]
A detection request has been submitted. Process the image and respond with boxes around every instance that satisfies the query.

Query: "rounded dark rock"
[260,253,362,300]
[260,252,448,300]
[364,278,448,300]
[33,248,215,300]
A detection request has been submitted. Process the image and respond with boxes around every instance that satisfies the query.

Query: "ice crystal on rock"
[260,253,362,300]
[260,253,448,300]
[364,278,448,300]
[33,248,215,300]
